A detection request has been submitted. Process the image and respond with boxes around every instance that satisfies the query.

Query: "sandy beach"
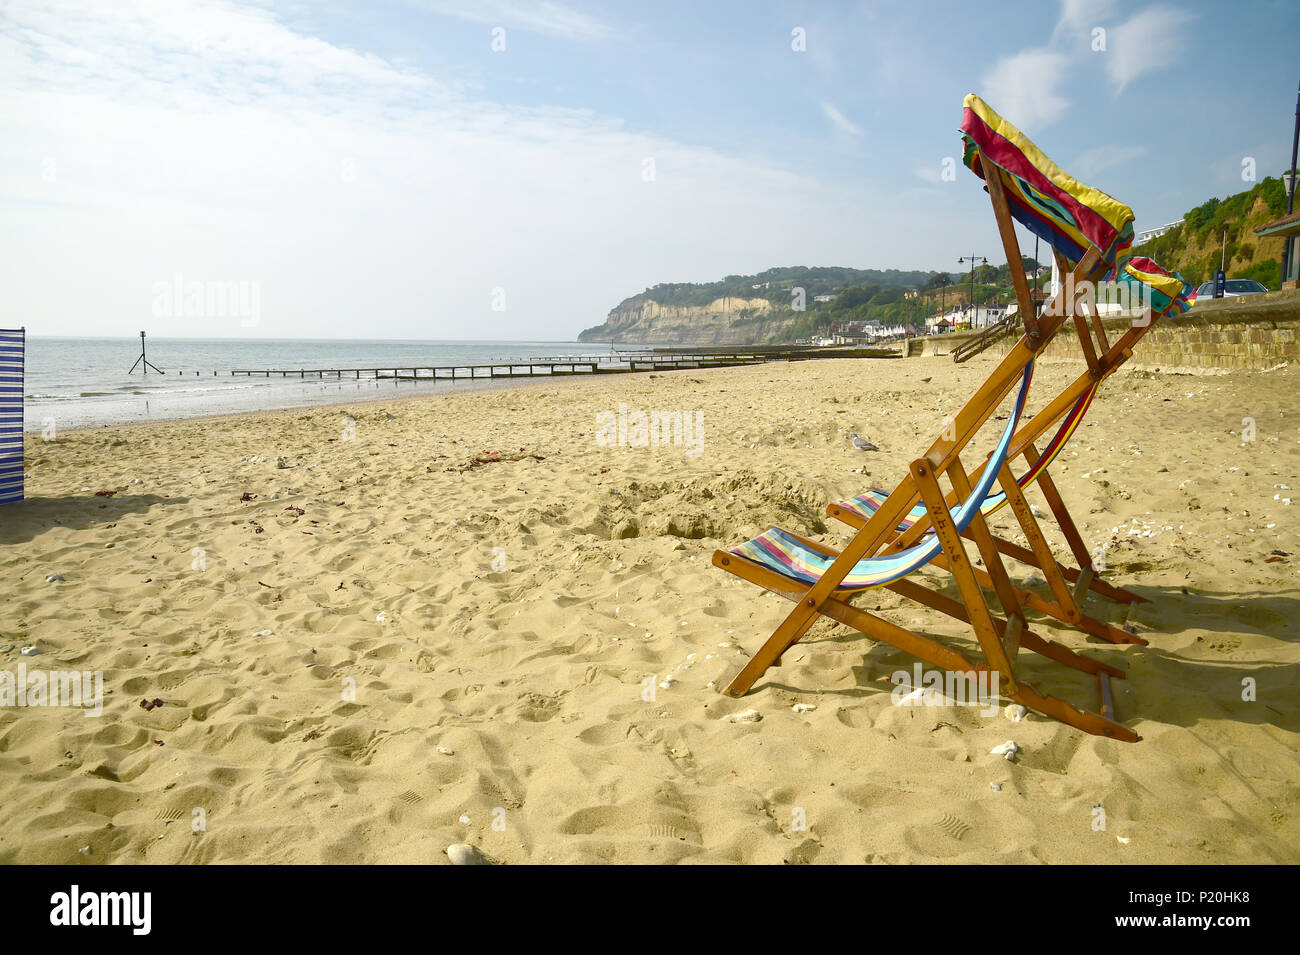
[2,353,1298,865]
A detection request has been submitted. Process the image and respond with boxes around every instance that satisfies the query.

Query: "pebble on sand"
[990,740,1019,761]
[446,843,490,866]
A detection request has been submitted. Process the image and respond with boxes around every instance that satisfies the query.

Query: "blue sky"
[2,0,1297,339]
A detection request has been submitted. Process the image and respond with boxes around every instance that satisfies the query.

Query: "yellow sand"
[2,354,1298,864]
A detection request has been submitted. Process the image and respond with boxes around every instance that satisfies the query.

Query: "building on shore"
[1254,210,1300,290]
[829,319,908,344]
[1135,219,1185,246]
[927,305,1006,333]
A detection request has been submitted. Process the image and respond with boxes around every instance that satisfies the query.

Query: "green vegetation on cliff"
[1138,173,1293,287]
[620,265,934,311]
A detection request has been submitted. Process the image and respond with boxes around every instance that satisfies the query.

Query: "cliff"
[578,295,798,344]
[577,264,936,344]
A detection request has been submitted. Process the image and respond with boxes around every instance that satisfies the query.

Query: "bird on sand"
[850,432,878,451]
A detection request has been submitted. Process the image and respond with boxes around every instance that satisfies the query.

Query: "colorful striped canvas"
[960,94,1135,269]
[730,360,1035,590]
[1116,255,1192,319]
[0,328,23,505]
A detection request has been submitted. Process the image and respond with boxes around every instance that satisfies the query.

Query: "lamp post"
[958,254,987,328]
[1282,78,1299,290]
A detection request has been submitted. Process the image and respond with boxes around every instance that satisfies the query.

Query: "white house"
[929,305,1006,333]
[1134,219,1184,246]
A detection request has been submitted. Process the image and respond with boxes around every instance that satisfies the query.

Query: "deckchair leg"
[828,502,1146,606]
[723,621,807,697]
[995,461,1082,620]
[982,534,1146,605]
[769,526,1127,681]
[1023,440,1146,605]
[723,607,822,697]
[927,551,1146,646]
[911,458,1019,692]
[713,549,1137,740]
[991,465,1136,642]
[946,458,1027,665]
[1025,443,1093,571]
[713,551,977,689]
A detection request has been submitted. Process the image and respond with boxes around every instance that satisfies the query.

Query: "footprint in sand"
[902,811,975,860]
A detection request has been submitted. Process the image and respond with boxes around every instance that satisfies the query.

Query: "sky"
[1,0,1297,341]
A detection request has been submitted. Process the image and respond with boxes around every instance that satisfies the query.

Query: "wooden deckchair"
[711,95,1190,740]
[827,311,1144,647]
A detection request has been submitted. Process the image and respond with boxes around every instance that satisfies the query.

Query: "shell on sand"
[446,843,489,866]
[990,740,1019,759]
[726,709,763,723]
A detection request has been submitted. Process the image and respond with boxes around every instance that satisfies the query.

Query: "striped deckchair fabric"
[961,93,1135,270]
[1116,255,1192,318]
[0,328,23,505]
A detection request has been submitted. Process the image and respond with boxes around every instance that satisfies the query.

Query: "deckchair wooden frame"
[826,319,1158,648]
[711,150,1155,740]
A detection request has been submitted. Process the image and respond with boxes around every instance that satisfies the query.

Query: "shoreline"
[27,366,598,438]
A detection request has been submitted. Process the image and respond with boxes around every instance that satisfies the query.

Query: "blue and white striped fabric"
[0,328,24,505]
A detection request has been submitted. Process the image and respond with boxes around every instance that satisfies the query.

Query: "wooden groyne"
[177,345,899,380]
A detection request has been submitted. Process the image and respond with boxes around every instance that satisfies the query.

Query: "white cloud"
[1072,144,1148,180]
[821,103,862,137]
[1051,0,1117,44]
[409,0,609,40]
[1104,5,1195,94]
[980,49,1071,130]
[1,0,901,339]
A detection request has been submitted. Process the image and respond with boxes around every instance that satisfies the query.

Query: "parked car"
[1187,278,1269,305]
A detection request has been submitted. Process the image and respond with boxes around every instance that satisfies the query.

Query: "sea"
[21,337,623,431]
